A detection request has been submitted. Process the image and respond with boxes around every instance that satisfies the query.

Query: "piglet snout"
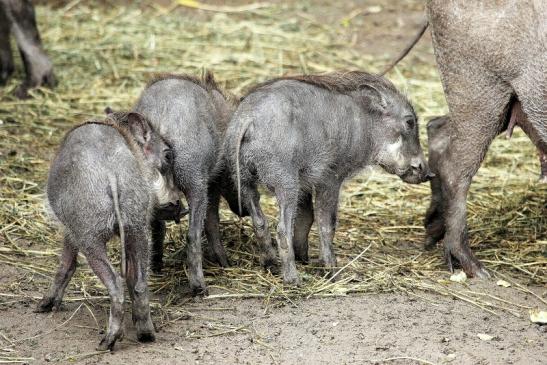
[407,156,436,183]
[410,159,425,174]
[155,200,188,223]
[410,158,435,182]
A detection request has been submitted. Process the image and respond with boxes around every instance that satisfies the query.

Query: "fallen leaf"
[529,309,547,324]
[496,279,511,287]
[366,5,383,14]
[449,271,467,283]
[477,333,494,341]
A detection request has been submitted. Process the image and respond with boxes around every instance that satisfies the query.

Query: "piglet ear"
[359,84,388,113]
[126,112,151,146]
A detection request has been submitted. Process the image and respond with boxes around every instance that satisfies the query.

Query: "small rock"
[450,271,467,283]
[477,333,494,341]
[529,309,547,324]
[496,279,511,287]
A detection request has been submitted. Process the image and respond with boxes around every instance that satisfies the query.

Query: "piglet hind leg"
[82,245,125,351]
[314,183,340,278]
[125,227,155,343]
[35,234,78,312]
[185,187,208,295]
[203,189,229,267]
[274,181,301,285]
[241,183,278,271]
[293,191,314,264]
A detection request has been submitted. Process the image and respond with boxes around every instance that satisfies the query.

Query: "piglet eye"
[164,149,173,163]
[406,118,415,129]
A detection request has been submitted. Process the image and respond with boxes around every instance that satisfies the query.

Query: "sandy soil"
[1,279,546,365]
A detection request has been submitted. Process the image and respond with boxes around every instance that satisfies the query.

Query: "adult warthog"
[383,0,546,278]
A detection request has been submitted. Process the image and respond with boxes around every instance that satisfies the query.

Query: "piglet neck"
[353,119,376,168]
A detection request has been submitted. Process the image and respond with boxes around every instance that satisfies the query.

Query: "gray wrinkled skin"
[0,0,55,98]
[36,113,179,351]
[224,71,431,285]
[426,0,547,278]
[425,111,547,252]
[424,116,451,251]
[133,73,239,295]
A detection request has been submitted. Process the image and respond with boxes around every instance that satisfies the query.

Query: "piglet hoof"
[424,235,440,251]
[14,71,56,99]
[203,247,229,268]
[211,245,230,268]
[191,285,209,297]
[283,275,302,287]
[324,265,340,282]
[14,83,31,99]
[136,319,156,343]
[217,254,229,268]
[137,331,156,343]
[326,271,340,282]
[189,279,208,297]
[150,261,163,275]
[35,297,55,313]
[282,268,302,287]
[261,257,280,276]
[294,251,309,264]
[260,243,279,273]
[42,71,57,89]
[97,331,124,351]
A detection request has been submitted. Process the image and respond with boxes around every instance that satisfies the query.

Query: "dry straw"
[0,0,545,342]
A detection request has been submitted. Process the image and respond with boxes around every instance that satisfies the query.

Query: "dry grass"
[0,0,545,346]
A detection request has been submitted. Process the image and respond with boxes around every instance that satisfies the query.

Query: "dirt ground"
[1,279,546,364]
[0,1,545,364]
